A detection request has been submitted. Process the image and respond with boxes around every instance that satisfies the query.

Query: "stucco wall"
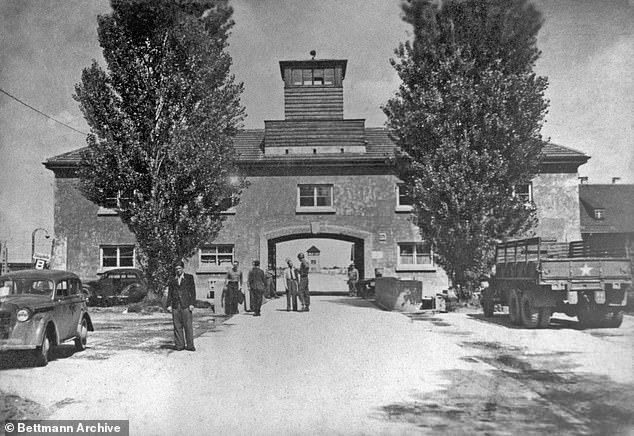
[52,169,450,303]
[533,173,581,242]
[53,177,135,280]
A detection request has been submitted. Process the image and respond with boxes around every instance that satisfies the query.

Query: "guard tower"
[263,54,366,156]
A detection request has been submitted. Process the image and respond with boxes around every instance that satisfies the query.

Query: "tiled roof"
[579,184,634,234]
[44,128,587,167]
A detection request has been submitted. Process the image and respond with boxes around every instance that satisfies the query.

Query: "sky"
[0,0,632,262]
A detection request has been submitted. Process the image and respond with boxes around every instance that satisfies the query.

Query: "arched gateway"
[263,225,371,284]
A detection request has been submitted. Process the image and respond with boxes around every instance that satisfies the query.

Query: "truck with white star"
[481,237,631,328]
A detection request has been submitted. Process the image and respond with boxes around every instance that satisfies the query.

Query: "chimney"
[578,176,588,184]
[612,177,621,184]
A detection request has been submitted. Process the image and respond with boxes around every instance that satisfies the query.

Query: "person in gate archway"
[284,258,299,311]
[347,263,359,297]
[297,252,310,312]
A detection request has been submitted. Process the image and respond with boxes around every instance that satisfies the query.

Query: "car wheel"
[34,331,52,367]
[75,317,88,351]
[508,289,521,325]
[520,292,540,329]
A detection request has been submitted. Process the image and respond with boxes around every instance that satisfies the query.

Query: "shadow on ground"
[324,297,381,309]
[375,344,634,435]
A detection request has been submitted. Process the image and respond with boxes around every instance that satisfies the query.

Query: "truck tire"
[508,289,521,325]
[538,308,551,328]
[577,303,598,328]
[482,289,494,317]
[605,311,624,328]
[520,293,540,328]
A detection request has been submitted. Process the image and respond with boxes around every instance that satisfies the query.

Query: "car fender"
[18,312,59,347]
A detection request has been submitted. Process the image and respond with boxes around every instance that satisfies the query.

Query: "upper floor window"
[297,184,334,213]
[513,183,533,203]
[219,195,239,215]
[98,191,132,216]
[290,67,335,86]
[593,208,605,220]
[200,245,235,267]
[396,184,414,212]
[397,242,433,271]
[101,245,135,268]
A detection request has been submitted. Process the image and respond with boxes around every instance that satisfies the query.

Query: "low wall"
[374,277,422,312]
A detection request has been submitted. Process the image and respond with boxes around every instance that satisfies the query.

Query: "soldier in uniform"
[297,252,310,312]
[247,260,266,316]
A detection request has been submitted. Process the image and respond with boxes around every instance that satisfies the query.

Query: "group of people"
[282,253,311,312]
[166,255,356,351]
[221,252,311,316]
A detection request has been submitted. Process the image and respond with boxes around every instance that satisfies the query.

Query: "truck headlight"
[16,308,31,322]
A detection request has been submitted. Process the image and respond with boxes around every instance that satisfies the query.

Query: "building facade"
[45,56,589,306]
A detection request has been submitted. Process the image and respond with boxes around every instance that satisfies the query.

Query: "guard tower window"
[289,67,335,86]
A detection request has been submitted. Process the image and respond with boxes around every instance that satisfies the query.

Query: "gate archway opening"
[268,233,364,294]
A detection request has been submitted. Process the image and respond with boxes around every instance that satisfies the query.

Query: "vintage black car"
[0,269,94,366]
[84,268,147,306]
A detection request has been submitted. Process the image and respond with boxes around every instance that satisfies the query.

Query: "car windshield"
[0,278,55,297]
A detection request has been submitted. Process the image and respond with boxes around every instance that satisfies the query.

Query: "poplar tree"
[74,0,245,296]
[384,0,549,291]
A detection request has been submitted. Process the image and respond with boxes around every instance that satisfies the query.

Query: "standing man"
[247,260,266,316]
[297,252,310,312]
[347,263,359,297]
[223,261,243,315]
[284,258,299,311]
[167,261,196,351]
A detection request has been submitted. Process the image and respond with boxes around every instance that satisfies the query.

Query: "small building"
[44,54,589,306]
[306,245,321,272]
[579,183,634,258]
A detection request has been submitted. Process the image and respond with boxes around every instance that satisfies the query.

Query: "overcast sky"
[0,0,632,261]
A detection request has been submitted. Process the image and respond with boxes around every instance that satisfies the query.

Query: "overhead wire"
[0,87,88,136]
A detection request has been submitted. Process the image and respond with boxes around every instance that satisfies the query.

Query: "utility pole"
[1,241,7,274]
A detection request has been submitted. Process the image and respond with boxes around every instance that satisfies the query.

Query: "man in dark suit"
[247,260,266,316]
[167,261,197,351]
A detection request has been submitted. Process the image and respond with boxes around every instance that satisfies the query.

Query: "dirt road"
[1,297,633,435]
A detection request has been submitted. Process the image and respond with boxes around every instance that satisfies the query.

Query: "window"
[101,246,135,268]
[513,183,533,203]
[396,184,413,211]
[289,67,335,86]
[297,184,334,212]
[98,191,132,216]
[200,245,235,267]
[219,195,239,215]
[593,208,605,220]
[397,242,433,270]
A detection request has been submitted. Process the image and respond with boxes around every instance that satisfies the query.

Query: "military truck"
[481,237,631,328]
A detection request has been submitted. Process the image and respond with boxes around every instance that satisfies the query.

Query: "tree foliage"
[384,0,549,289]
[74,0,245,295]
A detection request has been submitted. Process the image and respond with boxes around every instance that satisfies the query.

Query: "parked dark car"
[84,268,147,306]
[0,269,94,366]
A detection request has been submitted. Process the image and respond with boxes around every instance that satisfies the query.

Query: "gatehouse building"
[45,56,589,306]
